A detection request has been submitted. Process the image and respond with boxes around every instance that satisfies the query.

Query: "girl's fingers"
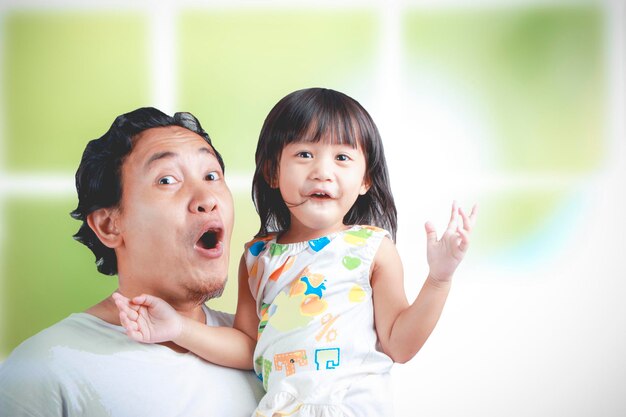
[127,302,141,312]
[117,295,148,343]
[132,294,162,309]
[446,201,458,232]
[119,312,136,331]
[113,297,133,316]
[131,294,149,306]
[129,330,144,342]
[112,292,128,307]
[425,221,438,244]
[457,226,470,252]
[113,292,142,313]
[449,200,457,222]
[469,204,478,225]
[116,302,139,320]
[459,206,472,233]
[120,309,141,332]
[458,203,478,231]
[112,296,124,310]
[126,308,139,321]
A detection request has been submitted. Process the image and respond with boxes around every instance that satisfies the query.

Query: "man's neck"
[85,291,207,326]
[85,295,123,325]
[85,291,207,354]
[116,279,208,323]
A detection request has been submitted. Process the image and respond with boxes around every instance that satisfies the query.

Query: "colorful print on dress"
[255,355,273,390]
[300,276,326,298]
[315,313,339,343]
[300,294,328,317]
[292,268,328,317]
[249,260,259,281]
[314,348,341,370]
[270,243,289,257]
[289,268,325,297]
[343,228,373,246]
[274,350,308,376]
[341,255,361,270]
[258,302,271,340]
[266,268,328,332]
[267,291,313,331]
[248,240,267,256]
[269,256,295,282]
[308,236,331,252]
[348,284,366,303]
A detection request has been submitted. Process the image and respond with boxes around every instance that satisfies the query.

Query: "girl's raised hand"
[425,201,478,284]
[111,292,184,344]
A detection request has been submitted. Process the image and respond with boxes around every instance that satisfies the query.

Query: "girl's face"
[274,139,369,241]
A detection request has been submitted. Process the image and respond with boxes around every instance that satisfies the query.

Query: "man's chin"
[204,284,225,301]
[186,278,227,305]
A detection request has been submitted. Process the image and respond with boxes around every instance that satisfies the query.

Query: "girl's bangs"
[294,111,363,149]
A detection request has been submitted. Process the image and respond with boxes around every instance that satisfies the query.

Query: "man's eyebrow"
[145,151,177,169]
[145,147,216,169]
[199,146,216,157]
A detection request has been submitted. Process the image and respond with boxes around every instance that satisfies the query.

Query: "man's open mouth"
[196,229,221,250]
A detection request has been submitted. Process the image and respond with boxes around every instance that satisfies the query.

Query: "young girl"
[113,88,477,416]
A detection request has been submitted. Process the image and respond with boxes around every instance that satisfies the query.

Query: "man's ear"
[86,208,122,249]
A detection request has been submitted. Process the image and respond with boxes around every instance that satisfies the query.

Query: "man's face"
[114,126,234,305]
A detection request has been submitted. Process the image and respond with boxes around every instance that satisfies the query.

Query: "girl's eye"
[336,154,350,161]
[158,175,178,185]
[205,171,221,181]
[297,151,313,159]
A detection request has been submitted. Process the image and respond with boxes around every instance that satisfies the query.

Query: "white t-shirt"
[0,306,264,417]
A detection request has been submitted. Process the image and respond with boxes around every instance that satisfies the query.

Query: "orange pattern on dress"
[274,350,308,376]
[269,256,295,282]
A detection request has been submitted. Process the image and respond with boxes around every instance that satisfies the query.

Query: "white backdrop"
[1,0,624,416]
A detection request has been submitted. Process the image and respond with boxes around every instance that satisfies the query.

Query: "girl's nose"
[311,156,333,181]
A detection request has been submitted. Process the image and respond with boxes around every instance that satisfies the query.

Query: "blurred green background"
[0,3,606,359]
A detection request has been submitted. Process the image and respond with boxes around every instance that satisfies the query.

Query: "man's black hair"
[70,107,223,275]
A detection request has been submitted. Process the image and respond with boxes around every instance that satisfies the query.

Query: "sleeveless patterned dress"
[244,225,394,417]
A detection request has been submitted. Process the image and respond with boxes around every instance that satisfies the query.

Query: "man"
[0,108,263,416]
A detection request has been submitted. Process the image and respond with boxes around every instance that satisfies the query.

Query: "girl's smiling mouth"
[307,189,335,199]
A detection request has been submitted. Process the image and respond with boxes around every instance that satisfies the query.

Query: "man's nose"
[188,185,218,214]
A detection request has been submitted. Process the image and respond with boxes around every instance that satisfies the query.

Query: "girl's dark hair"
[252,88,397,240]
[70,107,223,276]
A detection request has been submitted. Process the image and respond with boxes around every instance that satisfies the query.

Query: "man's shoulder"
[0,312,264,416]
[3,315,96,372]
[0,313,124,381]
[3,314,94,360]
[0,314,101,414]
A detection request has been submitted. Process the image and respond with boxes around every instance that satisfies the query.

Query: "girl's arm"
[371,202,477,364]
[112,255,259,370]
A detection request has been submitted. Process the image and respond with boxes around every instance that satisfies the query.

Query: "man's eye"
[158,176,178,185]
[336,154,350,162]
[297,151,313,159]
[205,171,221,181]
